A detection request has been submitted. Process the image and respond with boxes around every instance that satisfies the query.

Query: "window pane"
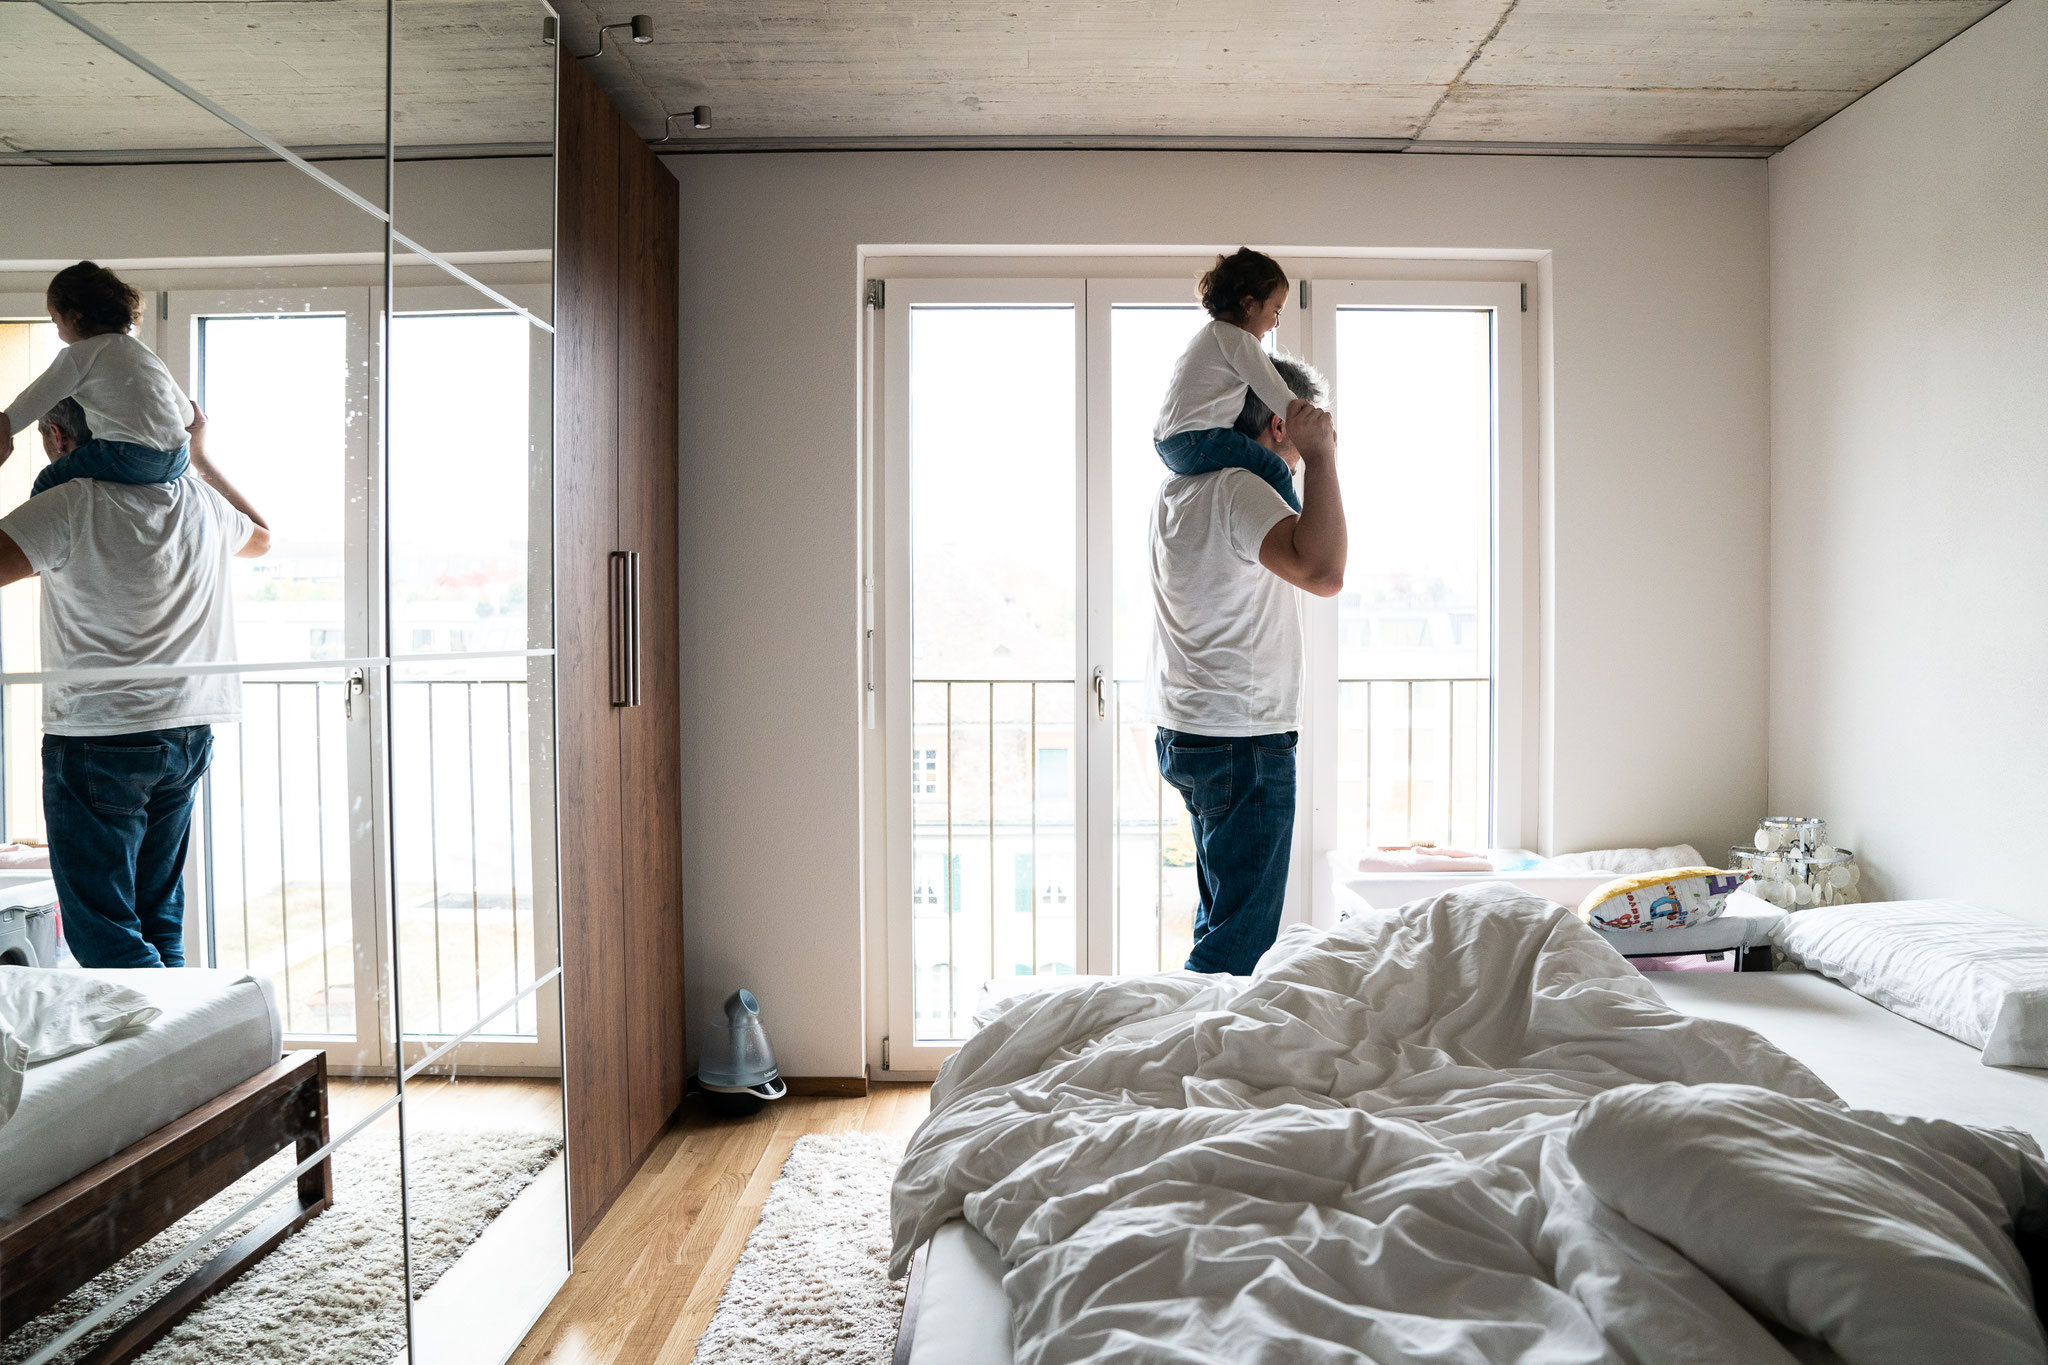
[389,310,535,657]
[199,314,350,664]
[908,304,1076,1043]
[1332,308,1492,849]
[910,306,1074,681]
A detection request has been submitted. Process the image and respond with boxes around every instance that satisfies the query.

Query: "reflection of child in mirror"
[0,261,196,497]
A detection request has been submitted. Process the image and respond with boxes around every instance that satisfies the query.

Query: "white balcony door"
[880,280,1089,1071]
[878,271,1521,1071]
[160,286,560,1075]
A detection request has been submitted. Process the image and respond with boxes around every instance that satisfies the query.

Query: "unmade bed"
[893,894,2048,1365]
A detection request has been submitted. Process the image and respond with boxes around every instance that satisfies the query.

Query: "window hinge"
[158,291,169,321]
[1298,279,1309,310]
[865,279,885,310]
[1520,283,1528,313]
[881,1035,891,1070]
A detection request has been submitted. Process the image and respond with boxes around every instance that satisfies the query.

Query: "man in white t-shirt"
[0,398,269,969]
[1142,356,1345,974]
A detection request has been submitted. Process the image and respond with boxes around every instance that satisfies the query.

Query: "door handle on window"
[342,668,367,721]
[1092,667,1107,721]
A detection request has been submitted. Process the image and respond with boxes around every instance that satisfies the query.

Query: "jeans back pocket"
[84,742,171,816]
[1165,740,1235,818]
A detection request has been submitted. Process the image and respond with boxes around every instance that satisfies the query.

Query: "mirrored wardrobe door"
[384,272,567,1361]
[386,5,569,1354]
[0,3,408,1363]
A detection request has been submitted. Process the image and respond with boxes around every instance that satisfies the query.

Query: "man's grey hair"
[1232,354,1327,440]
[38,396,91,449]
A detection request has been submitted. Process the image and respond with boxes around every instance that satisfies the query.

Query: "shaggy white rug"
[693,1131,908,1365]
[6,1128,561,1365]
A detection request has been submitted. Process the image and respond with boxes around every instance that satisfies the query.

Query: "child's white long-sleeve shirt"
[1153,318,1302,443]
[4,332,194,451]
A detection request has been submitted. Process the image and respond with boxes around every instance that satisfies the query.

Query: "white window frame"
[868,261,1535,1074]
[383,279,561,1076]
[1304,279,1530,926]
[878,276,1089,1075]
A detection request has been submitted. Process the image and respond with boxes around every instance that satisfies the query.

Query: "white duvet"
[889,887,2041,1364]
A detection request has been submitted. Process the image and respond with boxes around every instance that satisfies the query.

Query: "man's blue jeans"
[1156,728,1297,975]
[1155,428,1301,512]
[43,726,212,968]
[32,438,190,497]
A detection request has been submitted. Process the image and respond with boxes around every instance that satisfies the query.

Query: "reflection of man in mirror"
[0,398,271,968]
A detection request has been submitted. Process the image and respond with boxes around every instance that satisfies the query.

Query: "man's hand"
[1283,398,1335,463]
[1258,398,1347,598]
[0,413,14,464]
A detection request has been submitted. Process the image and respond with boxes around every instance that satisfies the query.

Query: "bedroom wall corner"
[1767,0,2048,924]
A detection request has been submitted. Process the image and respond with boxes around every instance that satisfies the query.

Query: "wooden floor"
[507,1083,932,1365]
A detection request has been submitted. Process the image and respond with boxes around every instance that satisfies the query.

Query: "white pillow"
[1569,1082,2048,1365]
[0,968,162,1129]
[1541,844,1706,874]
[1771,900,2048,1067]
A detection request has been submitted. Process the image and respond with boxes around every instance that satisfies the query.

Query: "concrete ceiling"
[563,0,2008,152]
[0,0,2010,163]
[1,0,553,163]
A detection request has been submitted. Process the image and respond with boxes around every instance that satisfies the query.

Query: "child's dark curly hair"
[1197,248,1289,323]
[46,261,142,335]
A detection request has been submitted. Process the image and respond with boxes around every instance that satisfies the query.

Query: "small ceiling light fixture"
[572,13,653,58]
[654,105,714,142]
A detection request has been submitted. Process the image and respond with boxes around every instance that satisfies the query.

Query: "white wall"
[670,150,1773,1077]
[1769,0,2048,922]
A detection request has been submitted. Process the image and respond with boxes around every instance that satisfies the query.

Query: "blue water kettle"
[698,988,787,1115]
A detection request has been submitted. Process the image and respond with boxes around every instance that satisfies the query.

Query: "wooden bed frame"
[0,1049,331,1364]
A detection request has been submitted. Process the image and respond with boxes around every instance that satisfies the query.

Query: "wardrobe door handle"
[627,550,642,708]
[610,550,642,708]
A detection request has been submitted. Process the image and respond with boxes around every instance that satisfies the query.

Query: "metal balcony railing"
[907,675,1494,1038]
[206,678,541,1041]
[1337,677,1492,851]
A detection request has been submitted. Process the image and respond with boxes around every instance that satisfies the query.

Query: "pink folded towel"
[0,844,50,869]
[1356,847,1495,875]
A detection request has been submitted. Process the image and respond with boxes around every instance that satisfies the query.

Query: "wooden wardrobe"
[556,54,684,1247]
